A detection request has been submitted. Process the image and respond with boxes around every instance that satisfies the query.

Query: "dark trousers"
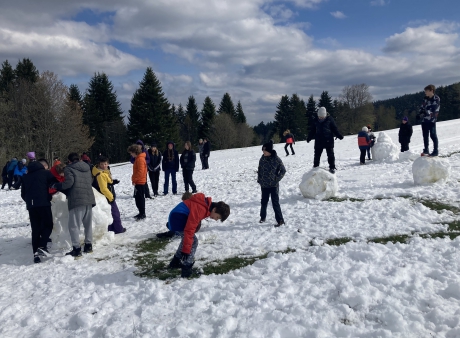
[134,184,145,215]
[1,175,6,189]
[400,142,409,152]
[7,170,14,188]
[144,174,151,198]
[29,206,53,254]
[313,147,335,169]
[284,143,295,155]
[182,169,196,192]
[366,148,371,159]
[148,170,160,196]
[260,186,284,223]
[108,200,124,233]
[12,176,23,189]
[422,122,438,151]
[200,154,205,169]
[360,149,367,163]
[164,169,177,194]
[203,155,209,169]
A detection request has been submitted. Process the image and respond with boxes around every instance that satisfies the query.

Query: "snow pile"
[371,131,399,162]
[50,188,113,249]
[412,156,451,185]
[299,168,338,200]
[399,149,419,161]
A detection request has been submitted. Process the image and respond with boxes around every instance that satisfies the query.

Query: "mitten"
[112,179,120,185]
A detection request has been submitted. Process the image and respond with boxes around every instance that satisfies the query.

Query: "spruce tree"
[235,101,247,124]
[199,96,216,139]
[185,96,200,143]
[274,95,292,139]
[83,72,124,161]
[218,93,237,120]
[14,58,39,83]
[306,94,316,131]
[318,91,334,117]
[127,67,179,150]
[69,84,83,109]
[289,94,308,141]
[0,60,14,94]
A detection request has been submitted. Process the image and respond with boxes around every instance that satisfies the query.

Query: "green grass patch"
[326,237,353,246]
[447,220,460,232]
[440,150,460,158]
[418,199,460,214]
[327,197,365,202]
[420,232,460,240]
[369,234,411,245]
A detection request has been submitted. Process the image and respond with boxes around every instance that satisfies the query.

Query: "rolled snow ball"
[399,150,419,161]
[412,156,451,185]
[299,168,338,200]
[371,131,399,162]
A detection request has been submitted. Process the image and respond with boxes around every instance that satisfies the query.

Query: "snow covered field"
[1,120,460,337]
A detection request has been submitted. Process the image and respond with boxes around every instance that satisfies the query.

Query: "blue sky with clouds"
[1,0,459,125]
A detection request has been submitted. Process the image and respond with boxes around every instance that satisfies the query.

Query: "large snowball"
[371,131,399,162]
[412,156,451,185]
[50,188,113,249]
[399,149,419,161]
[299,168,338,200]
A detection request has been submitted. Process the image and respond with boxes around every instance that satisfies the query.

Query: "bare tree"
[210,113,237,150]
[234,123,256,148]
[339,83,375,133]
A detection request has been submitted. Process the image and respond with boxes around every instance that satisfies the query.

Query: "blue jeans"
[260,186,284,223]
[422,122,438,152]
[163,169,177,194]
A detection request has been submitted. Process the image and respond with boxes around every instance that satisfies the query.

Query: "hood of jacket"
[187,193,212,210]
[136,139,145,147]
[91,165,110,177]
[27,161,45,174]
[69,160,91,173]
[166,141,176,150]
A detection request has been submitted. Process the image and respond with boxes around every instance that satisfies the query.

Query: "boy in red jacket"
[157,192,230,277]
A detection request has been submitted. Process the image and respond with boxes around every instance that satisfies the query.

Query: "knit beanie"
[22,159,27,164]
[362,127,369,132]
[262,140,274,152]
[26,151,36,160]
[317,107,327,118]
[403,116,408,121]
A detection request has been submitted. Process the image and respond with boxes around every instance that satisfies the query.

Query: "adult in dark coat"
[162,141,179,195]
[202,138,211,169]
[54,153,96,257]
[398,116,413,152]
[1,160,9,189]
[21,159,57,263]
[180,141,197,193]
[307,107,343,174]
[130,140,152,198]
[147,144,162,196]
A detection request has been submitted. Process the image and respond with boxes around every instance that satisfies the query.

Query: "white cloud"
[370,0,389,6]
[330,11,346,19]
[317,37,341,48]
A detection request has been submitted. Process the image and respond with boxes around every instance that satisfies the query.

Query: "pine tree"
[199,96,216,139]
[185,96,200,143]
[218,93,237,120]
[14,58,39,83]
[69,84,83,107]
[306,94,316,131]
[290,95,308,141]
[274,95,292,139]
[318,91,334,117]
[127,67,179,150]
[0,60,14,95]
[235,101,246,124]
[83,72,124,161]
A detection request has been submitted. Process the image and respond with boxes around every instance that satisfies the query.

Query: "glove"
[307,139,311,143]
[112,179,120,185]
[339,136,344,140]
[108,199,114,205]
[180,252,190,264]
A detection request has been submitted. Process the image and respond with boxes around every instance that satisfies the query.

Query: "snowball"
[399,149,419,161]
[50,188,113,249]
[371,131,399,162]
[412,156,451,185]
[299,168,338,200]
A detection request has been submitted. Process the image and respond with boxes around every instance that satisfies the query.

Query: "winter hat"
[21,159,27,164]
[151,143,157,148]
[403,116,408,121]
[262,140,274,152]
[362,126,369,132]
[26,151,36,160]
[317,107,327,118]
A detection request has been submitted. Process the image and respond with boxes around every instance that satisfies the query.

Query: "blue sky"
[1,0,459,125]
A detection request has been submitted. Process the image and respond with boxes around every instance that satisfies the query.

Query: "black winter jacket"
[21,162,56,210]
[162,142,180,172]
[203,141,211,156]
[398,122,413,143]
[180,150,196,170]
[307,116,343,148]
[147,149,162,172]
[257,150,286,188]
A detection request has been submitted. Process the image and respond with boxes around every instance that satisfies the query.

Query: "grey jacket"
[56,161,96,210]
[257,150,286,188]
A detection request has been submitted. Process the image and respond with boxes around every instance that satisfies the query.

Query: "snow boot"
[156,231,175,239]
[430,150,438,157]
[66,246,82,258]
[135,214,146,221]
[329,168,336,174]
[34,254,41,264]
[168,255,182,269]
[259,218,265,223]
[181,262,195,278]
[83,243,93,254]
[37,247,50,257]
[422,149,430,156]
[275,221,285,228]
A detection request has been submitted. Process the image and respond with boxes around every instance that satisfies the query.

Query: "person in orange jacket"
[128,144,147,220]
[156,192,230,277]
[358,127,371,165]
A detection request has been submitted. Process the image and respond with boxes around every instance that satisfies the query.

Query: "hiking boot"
[37,247,50,257]
[134,214,146,221]
[66,246,82,257]
[156,231,175,239]
[292,152,295,155]
[329,168,336,174]
[83,243,93,254]
[34,254,41,264]
[181,263,195,278]
[168,255,182,269]
[286,154,289,157]
[275,221,285,228]
[430,150,438,157]
[360,162,365,165]
[259,218,265,223]
[422,149,430,155]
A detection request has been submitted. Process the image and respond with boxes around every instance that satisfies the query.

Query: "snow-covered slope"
[1,119,460,337]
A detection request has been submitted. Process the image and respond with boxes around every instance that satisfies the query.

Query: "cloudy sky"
[1,0,459,125]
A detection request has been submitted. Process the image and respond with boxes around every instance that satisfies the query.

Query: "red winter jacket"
[181,193,212,254]
[49,165,65,194]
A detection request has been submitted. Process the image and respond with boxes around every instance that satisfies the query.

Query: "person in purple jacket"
[130,140,152,199]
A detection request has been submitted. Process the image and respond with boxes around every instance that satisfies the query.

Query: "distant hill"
[373,82,460,123]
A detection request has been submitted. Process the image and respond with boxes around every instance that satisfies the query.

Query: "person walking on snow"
[180,141,197,193]
[417,84,440,156]
[283,130,295,156]
[147,144,162,197]
[399,117,413,152]
[128,145,147,221]
[130,140,152,199]
[307,107,343,174]
[257,140,286,227]
[156,192,230,277]
[162,141,179,195]
[52,153,96,257]
[358,127,371,165]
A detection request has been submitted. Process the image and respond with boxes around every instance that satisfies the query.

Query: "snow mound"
[371,131,399,162]
[412,156,451,185]
[50,188,113,249]
[299,168,338,200]
[399,149,419,161]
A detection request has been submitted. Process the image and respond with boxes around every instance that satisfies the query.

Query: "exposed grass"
[327,197,365,202]
[447,220,460,232]
[369,234,411,245]
[326,237,353,246]
[440,150,460,158]
[418,199,460,214]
